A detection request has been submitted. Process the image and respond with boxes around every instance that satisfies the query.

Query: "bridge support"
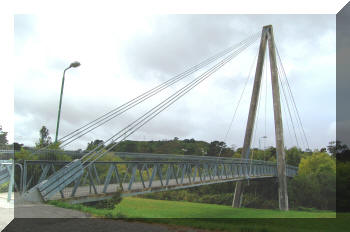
[232,25,289,211]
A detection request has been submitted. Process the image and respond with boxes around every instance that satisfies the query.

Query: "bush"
[84,191,122,210]
[289,152,336,210]
[0,182,9,192]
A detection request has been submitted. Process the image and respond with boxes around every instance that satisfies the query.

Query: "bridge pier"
[232,25,289,211]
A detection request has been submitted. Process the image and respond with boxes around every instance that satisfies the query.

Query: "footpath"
[2,194,205,232]
[0,192,14,231]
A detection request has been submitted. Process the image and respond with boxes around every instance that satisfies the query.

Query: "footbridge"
[17,25,307,211]
[17,152,297,204]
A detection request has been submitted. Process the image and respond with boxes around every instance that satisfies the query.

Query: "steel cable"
[29,32,260,156]
[59,34,261,148]
[82,37,259,166]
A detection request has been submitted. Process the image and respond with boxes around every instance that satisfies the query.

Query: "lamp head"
[69,61,81,68]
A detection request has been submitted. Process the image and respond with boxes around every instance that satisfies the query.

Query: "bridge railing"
[17,158,297,203]
[14,150,297,203]
[16,149,280,164]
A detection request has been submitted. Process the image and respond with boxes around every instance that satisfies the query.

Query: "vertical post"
[23,160,27,192]
[267,25,289,211]
[232,26,269,208]
[7,159,14,202]
[55,68,68,143]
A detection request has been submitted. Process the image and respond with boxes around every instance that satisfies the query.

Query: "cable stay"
[275,43,310,150]
[81,35,260,167]
[59,33,260,148]
[276,59,300,148]
[218,46,259,157]
[29,32,261,156]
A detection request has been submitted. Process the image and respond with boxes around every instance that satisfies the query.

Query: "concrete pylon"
[232,25,289,211]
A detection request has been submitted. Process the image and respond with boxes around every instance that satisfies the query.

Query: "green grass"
[116,197,335,218]
[49,197,347,232]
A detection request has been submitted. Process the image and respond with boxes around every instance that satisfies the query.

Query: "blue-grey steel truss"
[17,152,298,204]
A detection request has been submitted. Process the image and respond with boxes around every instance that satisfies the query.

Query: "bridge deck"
[54,174,275,204]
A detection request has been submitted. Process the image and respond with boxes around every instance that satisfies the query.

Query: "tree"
[337,161,350,212]
[35,126,52,148]
[327,140,350,161]
[290,152,336,210]
[13,142,23,151]
[0,126,8,146]
[86,139,104,151]
[207,141,226,156]
[285,146,304,166]
[124,141,138,152]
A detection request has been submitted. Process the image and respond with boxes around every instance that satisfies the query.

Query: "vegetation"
[289,152,335,210]
[48,197,347,232]
[0,125,8,148]
[137,145,336,211]
[50,197,335,218]
[0,182,9,193]
[35,126,52,148]
[9,125,344,212]
[84,191,122,210]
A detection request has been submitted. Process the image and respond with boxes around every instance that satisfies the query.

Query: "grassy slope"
[50,197,347,232]
[116,197,335,218]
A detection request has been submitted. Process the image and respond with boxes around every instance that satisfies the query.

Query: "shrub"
[0,182,9,192]
[85,191,122,210]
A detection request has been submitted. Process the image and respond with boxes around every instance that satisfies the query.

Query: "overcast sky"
[13,14,335,150]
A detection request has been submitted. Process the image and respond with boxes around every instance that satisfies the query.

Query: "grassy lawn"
[116,197,335,218]
[49,197,347,232]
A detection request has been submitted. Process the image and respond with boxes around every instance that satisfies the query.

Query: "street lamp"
[259,136,267,161]
[55,61,80,143]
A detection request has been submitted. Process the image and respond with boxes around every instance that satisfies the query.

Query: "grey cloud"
[121,15,334,82]
[14,14,335,150]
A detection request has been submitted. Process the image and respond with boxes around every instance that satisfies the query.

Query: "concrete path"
[0,192,14,231]
[4,218,210,232]
[14,202,90,218]
[5,200,209,232]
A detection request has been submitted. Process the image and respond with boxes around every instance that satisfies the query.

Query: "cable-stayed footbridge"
[16,25,308,211]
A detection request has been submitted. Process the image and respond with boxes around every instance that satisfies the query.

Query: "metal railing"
[16,151,298,204]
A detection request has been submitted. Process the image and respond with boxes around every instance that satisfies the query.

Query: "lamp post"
[259,136,267,160]
[55,61,80,143]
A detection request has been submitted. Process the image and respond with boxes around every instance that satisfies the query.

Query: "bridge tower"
[232,25,289,211]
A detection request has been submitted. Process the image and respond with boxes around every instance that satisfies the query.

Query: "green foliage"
[327,140,350,162]
[86,139,104,151]
[35,126,52,148]
[285,146,306,166]
[51,197,335,219]
[141,189,233,206]
[86,191,122,210]
[14,147,72,161]
[289,152,335,210]
[15,148,37,160]
[13,142,23,151]
[106,139,211,156]
[0,125,8,147]
[0,182,9,192]
[337,161,350,212]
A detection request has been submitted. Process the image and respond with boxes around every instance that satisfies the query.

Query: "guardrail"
[0,160,15,202]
